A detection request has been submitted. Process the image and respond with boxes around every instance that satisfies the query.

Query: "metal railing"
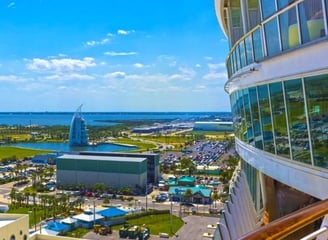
[239,199,328,240]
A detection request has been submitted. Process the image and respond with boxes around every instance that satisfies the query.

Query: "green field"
[0,146,52,161]
[113,213,184,236]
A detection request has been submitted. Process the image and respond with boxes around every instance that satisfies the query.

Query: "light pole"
[170,198,173,234]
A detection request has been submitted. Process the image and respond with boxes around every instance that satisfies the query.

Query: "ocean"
[0,112,232,126]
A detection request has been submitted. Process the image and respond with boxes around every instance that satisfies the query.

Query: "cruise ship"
[214,0,328,239]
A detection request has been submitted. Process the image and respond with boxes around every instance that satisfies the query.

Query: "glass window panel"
[237,91,245,140]
[249,87,263,149]
[277,0,296,10]
[326,0,328,29]
[235,47,241,71]
[231,51,236,74]
[248,0,261,29]
[279,7,300,50]
[284,79,311,164]
[269,82,290,158]
[260,0,277,19]
[299,0,325,43]
[243,89,254,145]
[253,29,263,61]
[239,40,247,68]
[305,74,328,168]
[258,85,275,153]
[264,18,281,56]
[230,3,243,44]
[245,35,254,64]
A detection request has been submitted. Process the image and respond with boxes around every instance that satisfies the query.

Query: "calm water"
[8,142,137,152]
[0,112,231,126]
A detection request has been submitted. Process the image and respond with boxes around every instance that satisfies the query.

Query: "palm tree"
[9,187,17,205]
[211,191,220,208]
[183,189,193,203]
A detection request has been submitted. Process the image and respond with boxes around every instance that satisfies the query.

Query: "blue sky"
[0,0,229,112]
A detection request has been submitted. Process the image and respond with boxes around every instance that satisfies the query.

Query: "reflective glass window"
[299,0,325,43]
[269,82,290,158]
[279,7,300,50]
[230,92,238,137]
[231,51,236,74]
[243,89,253,145]
[248,0,261,29]
[239,40,247,68]
[249,87,263,149]
[237,91,245,140]
[235,47,241,71]
[284,79,311,164]
[253,29,263,61]
[258,85,275,153]
[230,2,243,45]
[326,0,328,29]
[305,74,328,168]
[245,35,254,64]
[277,0,297,10]
[260,0,277,19]
[264,18,281,56]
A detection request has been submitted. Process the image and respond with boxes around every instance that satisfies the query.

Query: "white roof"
[58,154,146,162]
[0,219,14,228]
[73,213,104,222]
[60,217,78,224]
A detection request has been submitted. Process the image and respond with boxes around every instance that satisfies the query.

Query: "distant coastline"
[0,111,232,127]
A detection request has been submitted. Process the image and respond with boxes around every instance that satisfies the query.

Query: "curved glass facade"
[225,0,327,78]
[230,74,328,168]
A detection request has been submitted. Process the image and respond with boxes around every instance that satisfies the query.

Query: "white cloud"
[157,55,177,67]
[117,29,134,35]
[26,57,96,72]
[133,63,144,68]
[8,2,15,8]
[169,67,195,81]
[104,71,126,79]
[204,56,213,61]
[104,51,137,56]
[195,64,201,68]
[202,62,227,80]
[44,73,95,81]
[208,62,225,71]
[203,71,227,80]
[86,38,110,47]
[0,75,23,82]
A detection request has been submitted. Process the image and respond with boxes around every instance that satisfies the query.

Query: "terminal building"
[56,152,160,193]
[56,154,148,192]
[214,0,328,239]
[193,121,233,132]
[79,151,160,186]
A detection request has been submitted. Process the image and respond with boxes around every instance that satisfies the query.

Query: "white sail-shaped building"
[69,105,89,146]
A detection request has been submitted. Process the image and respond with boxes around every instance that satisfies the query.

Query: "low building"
[193,121,233,132]
[168,186,212,204]
[0,214,29,240]
[56,154,148,191]
[80,151,160,186]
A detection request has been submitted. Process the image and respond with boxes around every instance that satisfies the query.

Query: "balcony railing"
[239,199,328,240]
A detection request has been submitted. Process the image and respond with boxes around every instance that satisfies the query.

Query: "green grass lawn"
[0,146,52,161]
[113,213,184,236]
[112,138,157,152]
[7,206,45,227]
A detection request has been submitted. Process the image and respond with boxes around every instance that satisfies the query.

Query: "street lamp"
[170,198,173,234]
